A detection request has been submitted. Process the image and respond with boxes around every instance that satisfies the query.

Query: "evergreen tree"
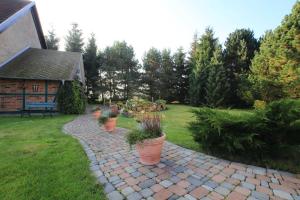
[173,47,189,103]
[142,48,162,100]
[224,28,259,106]
[189,27,220,105]
[160,49,175,101]
[205,45,230,107]
[45,28,59,50]
[83,33,98,102]
[65,23,84,53]
[251,1,300,101]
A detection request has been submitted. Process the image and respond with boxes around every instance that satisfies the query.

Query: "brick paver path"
[63,114,300,200]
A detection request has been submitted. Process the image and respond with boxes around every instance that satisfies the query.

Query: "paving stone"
[232,173,246,181]
[107,191,124,200]
[215,186,230,196]
[127,192,143,200]
[184,194,197,200]
[187,176,204,186]
[273,190,293,200]
[221,182,234,190]
[121,186,134,196]
[251,191,269,200]
[140,188,154,198]
[241,182,255,190]
[139,179,156,189]
[203,180,218,189]
[170,176,181,183]
[146,172,157,178]
[98,175,108,184]
[160,180,173,188]
[104,183,115,193]
[153,189,173,200]
[131,171,142,178]
[168,194,180,200]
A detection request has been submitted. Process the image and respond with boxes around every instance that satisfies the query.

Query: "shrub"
[155,99,167,110]
[126,114,162,147]
[189,99,300,161]
[253,100,266,110]
[57,80,86,114]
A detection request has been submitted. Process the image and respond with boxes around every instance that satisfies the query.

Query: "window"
[32,84,39,92]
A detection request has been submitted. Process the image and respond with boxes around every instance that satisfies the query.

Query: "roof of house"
[0,0,47,48]
[0,48,85,83]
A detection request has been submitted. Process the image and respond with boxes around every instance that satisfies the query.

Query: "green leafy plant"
[98,109,118,124]
[126,114,162,147]
[155,99,167,110]
[189,99,300,162]
[253,100,266,110]
[57,80,86,114]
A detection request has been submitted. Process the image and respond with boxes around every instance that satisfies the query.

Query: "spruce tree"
[65,23,84,53]
[189,27,220,105]
[83,33,98,102]
[205,45,230,107]
[45,28,59,50]
[224,29,259,106]
[251,1,300,101]
[161,49,175,101]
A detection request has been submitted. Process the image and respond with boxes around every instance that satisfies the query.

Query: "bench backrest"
[25,102,56,108]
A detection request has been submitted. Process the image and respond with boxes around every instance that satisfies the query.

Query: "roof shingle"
[0,0,31,24]
[0,48,85,82]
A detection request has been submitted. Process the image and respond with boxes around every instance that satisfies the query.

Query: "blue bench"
[22,102,57,117]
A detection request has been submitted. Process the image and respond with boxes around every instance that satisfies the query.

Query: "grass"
[0,116,106,200]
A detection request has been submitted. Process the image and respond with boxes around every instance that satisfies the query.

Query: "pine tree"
[160,49,175,101]
[224,28,259,106]
[45,28,59,50]
[173,47,189,103]
[189,27,220,105]
[83,33,98,102]
[65,23,84,53]
[205,45,230,107]
[142,48,162,100]
[251,1,300,101]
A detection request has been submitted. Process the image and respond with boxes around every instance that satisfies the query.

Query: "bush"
[189,99,300,162]
[57,80,86,114]
[155,99,167,110]
[253,100,266,110]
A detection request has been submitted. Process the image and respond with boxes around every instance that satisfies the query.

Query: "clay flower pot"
[93,110,101,119]
[104,117,117,132]
[136,133,166,165]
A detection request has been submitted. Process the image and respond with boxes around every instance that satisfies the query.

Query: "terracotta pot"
[104,117,117,132]
[136,133,166,165]
[93,110,101,119]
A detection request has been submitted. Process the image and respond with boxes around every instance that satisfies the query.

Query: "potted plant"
[126,114,165,165]
[99,109,118,132]
[92,106,101,119]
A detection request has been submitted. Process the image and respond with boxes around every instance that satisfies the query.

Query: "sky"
[35,0,296,61]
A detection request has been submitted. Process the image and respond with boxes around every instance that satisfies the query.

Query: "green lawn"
[118,104,254,152]
[0,116,106,200]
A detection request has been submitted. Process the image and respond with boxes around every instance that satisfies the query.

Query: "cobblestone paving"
[63,114,300,200]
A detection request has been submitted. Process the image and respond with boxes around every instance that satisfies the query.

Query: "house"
[0,0,85,113]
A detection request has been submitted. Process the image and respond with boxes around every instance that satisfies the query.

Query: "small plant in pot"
[126,114,165,165]
[92,106,101,119]
[99,109,118,132]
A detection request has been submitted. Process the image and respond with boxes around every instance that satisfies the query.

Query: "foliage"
[189,99,300,163]
[65,23,84,53]
[83,34,99,102]
[223,28,259,106]
[0,116,106,200]
[126,114,162,146]
[98,41,140,100]
[57,80,86,114]
[253,100,266,110]
[142,48,162,100]
[155,99,167,110]
[45,28,59,50]
[98,109,118,124]
[250,2,300,101]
